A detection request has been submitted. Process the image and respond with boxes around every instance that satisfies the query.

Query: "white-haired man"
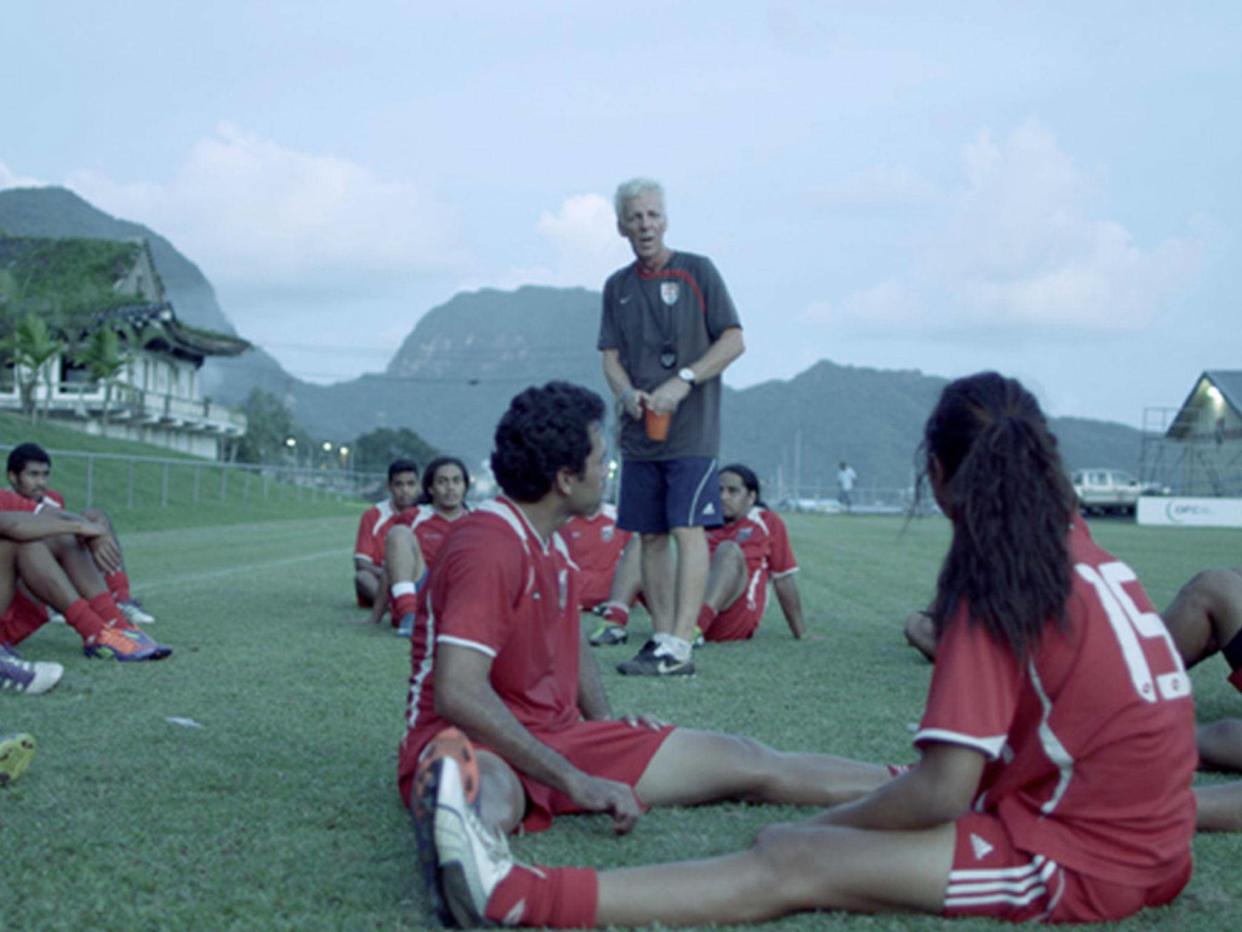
[598,178,745,677]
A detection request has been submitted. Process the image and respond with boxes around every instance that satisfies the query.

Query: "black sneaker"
[616,639,694,676]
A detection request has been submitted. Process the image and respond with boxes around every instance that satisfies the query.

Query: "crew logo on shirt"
[970,833,995,861]
[602,525,615,543]
[660,281,680,305]
[737,527,753,542]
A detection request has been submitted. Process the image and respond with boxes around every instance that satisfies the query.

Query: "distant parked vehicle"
[1072,468,1169,517]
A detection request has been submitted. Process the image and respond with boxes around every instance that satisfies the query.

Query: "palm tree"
[1,313,64,423]
[74,322,142,427]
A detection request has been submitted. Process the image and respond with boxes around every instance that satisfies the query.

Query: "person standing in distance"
[598,178,744,676]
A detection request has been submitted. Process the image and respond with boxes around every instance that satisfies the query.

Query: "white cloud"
[0,161,44,190]
[501,193,631,289]
[812,165,939,211]
[65,122,460,285]
[810,119,1204,338]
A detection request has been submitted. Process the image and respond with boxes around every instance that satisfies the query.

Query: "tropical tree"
[74,323,139,426]
[0,313,64,422]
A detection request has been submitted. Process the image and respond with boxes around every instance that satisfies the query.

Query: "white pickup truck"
[1072,468,1166,516]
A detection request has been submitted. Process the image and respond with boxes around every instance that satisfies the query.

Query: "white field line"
[131,547,344,594]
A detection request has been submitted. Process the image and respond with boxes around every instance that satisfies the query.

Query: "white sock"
[654,634,692,661]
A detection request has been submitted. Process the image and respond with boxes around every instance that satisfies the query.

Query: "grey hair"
[613,178,664,218]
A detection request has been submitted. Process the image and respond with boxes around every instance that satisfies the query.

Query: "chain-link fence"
[0,445,387,511]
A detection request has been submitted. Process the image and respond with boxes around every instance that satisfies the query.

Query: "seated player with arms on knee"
[349,459,420,621]
[421,372,1197,929]
[405,381,896,926]
[0,487,170,663]
[7,443,153,625]
[1160,566,1242,831]
[562,502,631,613]
[694,463,804,643]
[376,456,471,637]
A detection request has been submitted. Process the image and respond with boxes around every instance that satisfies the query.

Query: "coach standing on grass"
[598,178,744,677]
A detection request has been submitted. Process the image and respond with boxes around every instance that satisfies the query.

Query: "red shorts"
[705,580,768,642]
[399,719,675,834]
[577,569,612,610]
[943,812,1191,923]
[0,590,50,646]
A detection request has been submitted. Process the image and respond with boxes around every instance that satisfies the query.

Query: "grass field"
[2,511,1241,930]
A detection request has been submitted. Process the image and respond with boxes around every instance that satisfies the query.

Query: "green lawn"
[2,512,1240,930]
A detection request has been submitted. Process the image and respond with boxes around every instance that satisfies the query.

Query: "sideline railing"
[0,445,387,511]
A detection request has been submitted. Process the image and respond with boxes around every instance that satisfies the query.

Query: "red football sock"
[390,581,419,620]
[484,864,598,927]
[601,602,631,627]
[63,599,108,639]
[105,570,132,603]
[1228,667,1242,694]
[697,603,718,637]
[88,591,126,628]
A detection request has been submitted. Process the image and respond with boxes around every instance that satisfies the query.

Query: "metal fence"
[0,445,387,511]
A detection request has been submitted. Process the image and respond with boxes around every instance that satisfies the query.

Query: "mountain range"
[0,187,1142,493]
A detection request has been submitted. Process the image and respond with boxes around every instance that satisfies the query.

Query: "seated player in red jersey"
[375,456,471,637]
[7,443,153,625]
[905,556,1242,832]
[419,372,1199,929]
[561,502,632,612]
[350,458,421,617]
[404,381,899,925]
[694,463,805,643]
[0,491,170,663]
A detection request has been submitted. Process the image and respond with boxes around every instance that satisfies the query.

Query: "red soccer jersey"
[708,506,798,595]
[561,504,631,608]
[0,489,40,513]
[399,497,583,786]
[354,500,418,566]
[914,518,1196,886]
[410,508,467,570]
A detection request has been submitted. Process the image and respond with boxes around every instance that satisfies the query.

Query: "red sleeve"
[0,490,38,513]
[432,523,520,657]
[914,608,1020,760]
[765,512,798,577]
[355,509,378,563]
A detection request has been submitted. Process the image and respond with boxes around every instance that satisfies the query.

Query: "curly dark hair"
[491,382,605,502]
[7,442,51,476]
[917,372,1076,659]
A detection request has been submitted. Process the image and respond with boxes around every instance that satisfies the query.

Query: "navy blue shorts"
[617,457,723,534]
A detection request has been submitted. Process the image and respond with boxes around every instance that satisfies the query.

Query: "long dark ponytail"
[919,372,1075,658]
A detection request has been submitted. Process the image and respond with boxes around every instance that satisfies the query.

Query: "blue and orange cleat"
[84,625,172,662]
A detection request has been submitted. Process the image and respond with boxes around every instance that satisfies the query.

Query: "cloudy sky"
[3,2,1238,426]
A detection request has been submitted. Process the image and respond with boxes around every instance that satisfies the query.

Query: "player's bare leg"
[904,610,937,661]
[381,525,424,634]
[638,532,675,636]
[349,567,390,625]
[17,538,106,608]
[669,525,708,643]
[595,821,953,925]
[701,541,747,613]
[635,728,891,809]
[1163,567,1242,666]
[1195,782,1242,832]
[354,567,380,609]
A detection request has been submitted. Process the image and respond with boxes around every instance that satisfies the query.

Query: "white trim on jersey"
[944,854,1060,910]
[354,552,375,564]
[914,727,1007,759]
[436,634,497,658]
[1028,658,1075,815]
[405,599,439,728]
[769,566,799,579]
